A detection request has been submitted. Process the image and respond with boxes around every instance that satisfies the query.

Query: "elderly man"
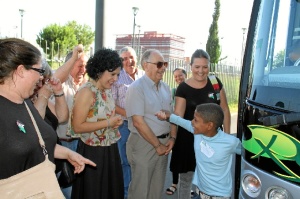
[125,49,175,199]
[111,46,144,198]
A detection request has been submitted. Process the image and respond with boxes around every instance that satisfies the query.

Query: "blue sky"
[0,0,253,63]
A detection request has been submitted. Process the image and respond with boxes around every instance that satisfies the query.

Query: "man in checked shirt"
[111,46,145,199]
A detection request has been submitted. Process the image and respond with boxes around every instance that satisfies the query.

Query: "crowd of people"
[0,37,240,199]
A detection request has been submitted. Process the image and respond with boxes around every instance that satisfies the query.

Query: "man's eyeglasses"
[146,61,168,68]
[30,67,45,76]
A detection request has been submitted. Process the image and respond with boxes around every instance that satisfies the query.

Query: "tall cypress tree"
[206,0,221,67]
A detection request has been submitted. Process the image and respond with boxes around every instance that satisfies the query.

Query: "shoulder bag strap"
[208,75,220,92]
[24,101,48,156]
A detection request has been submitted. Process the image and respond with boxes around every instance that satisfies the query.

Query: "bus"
[236,0,300,198]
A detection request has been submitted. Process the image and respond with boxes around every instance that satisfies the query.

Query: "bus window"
[249,0,300,112]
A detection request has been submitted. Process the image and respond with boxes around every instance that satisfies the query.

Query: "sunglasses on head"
[146,61,168,68]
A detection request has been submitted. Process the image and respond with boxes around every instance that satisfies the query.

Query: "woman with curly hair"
[69,48,124,199]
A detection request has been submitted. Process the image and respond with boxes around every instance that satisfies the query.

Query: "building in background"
[115,31,187,69]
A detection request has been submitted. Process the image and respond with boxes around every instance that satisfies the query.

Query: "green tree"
[66,21,95,52]
[206,0,221,69]
[273,50,285,68]
[37,24,77,61]
[36,21,94,62]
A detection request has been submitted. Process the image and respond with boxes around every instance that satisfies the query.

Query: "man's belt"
[156,133,169,139]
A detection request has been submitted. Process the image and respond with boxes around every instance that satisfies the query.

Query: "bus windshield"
[249,0,300,112]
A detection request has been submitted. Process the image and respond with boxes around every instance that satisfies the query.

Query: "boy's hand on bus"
[155,110,171,121]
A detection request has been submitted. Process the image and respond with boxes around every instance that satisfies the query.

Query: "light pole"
[132,7,139,49]
[241,28,247,67]
[19,9,25,38]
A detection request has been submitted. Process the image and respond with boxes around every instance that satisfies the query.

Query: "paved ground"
[161,112,238,199]
[162,153,199,199]
[230,112,238,134]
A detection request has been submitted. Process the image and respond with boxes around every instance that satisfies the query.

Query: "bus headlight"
[267,187,289,199]
[242,174,261,197]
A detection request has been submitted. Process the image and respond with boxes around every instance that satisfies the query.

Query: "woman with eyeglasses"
[0,38,96,198]
[31,58,69,128]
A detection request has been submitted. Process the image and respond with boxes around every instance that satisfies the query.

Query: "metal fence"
[162,63,242,105]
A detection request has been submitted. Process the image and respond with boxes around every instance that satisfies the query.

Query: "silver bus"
[236,0,300,198]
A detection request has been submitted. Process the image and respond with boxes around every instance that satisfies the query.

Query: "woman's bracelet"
[154,142,161,149]
[54,93,64,97]
[106,118,110,128]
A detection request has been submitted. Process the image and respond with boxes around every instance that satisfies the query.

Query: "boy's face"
[191,112,211,134]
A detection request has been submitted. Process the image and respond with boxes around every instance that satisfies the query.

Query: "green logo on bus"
[243,125,300,183]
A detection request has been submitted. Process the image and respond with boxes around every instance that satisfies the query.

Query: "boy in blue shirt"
[156,103,241,199]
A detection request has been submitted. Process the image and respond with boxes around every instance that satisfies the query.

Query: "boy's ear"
[206,121,215,131]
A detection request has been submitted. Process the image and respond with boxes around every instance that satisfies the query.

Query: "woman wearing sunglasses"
[0,38,96,198]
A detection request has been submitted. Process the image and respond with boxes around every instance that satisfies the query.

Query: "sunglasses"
[30,67,45,76]
[146,61,168,68]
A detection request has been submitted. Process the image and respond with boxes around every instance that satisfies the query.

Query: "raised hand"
[72,44,84,60]
[36,82,53,101]
[48,76,63,95]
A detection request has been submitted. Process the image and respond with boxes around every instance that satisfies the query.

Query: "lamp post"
[19,9,25,38]
[241,28,247,67]
[132,7,139,49]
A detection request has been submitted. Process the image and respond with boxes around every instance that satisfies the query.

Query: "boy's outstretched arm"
[156,110,194,133]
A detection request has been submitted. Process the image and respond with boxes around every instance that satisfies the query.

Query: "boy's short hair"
[195,103,224,129]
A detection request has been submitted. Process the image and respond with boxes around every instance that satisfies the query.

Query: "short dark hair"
[86,48,123,81]
[195,103,223,130]
[191,49,210,65]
